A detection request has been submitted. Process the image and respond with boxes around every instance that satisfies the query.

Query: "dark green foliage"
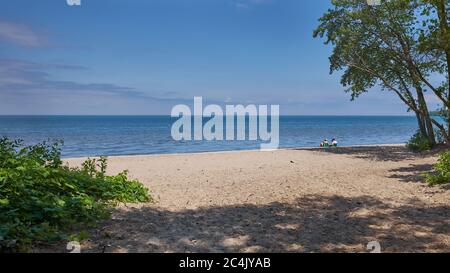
[425,151,450,185]
[313,0,450,144]
[0,138,151,251]
[407,130,432,152]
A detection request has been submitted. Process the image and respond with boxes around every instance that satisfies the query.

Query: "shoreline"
[63,143,407,160]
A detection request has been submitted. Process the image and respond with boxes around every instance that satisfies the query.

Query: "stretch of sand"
[65,145,450,253]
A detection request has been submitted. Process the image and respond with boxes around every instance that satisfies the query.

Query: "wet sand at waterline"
[65,145,450,253]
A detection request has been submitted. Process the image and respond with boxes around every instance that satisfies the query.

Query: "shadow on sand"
[308,146,448,162]
[84,195,450,253]
[388,164,434,183]
[309,146,432,162]
[311,145,444,184]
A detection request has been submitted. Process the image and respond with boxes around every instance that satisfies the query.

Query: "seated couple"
[320,138,338,148]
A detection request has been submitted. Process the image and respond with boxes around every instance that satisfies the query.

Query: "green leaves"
[313,0,450,145]
[0,199,9,206]
[0,137,151,252]
[425,151,450,185]
[407,130,433,151]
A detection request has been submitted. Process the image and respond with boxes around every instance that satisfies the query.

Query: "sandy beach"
[65,145,450,253]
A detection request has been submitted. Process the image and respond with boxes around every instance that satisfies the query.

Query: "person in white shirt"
[331,138,338,147]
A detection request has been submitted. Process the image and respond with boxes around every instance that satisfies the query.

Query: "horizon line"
[0,114,417,117]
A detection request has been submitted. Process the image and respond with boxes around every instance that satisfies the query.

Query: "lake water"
[0,116,417,157]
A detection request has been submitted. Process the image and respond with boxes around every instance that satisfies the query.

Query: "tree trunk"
[435,0,450,137]
[416,87,436,146]
[415,111,427,137]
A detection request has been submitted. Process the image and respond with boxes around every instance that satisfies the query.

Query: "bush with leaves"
[0,138,151,252]
[425,151,450,186]
[406,130,432,152]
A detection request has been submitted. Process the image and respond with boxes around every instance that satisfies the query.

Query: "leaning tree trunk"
[416,87,436,146]
[415,112,427,137]
[435,0,450,135]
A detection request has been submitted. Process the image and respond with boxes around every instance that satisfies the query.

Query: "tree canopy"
[314,0,449,146]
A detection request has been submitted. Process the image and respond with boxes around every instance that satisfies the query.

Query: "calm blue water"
[0,116,417,158]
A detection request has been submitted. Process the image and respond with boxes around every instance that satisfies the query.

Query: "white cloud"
[234,0,271,9]
[235,2,249,9]
[0,20,46,47]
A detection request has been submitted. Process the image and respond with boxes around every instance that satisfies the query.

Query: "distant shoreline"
[63,143,406,159]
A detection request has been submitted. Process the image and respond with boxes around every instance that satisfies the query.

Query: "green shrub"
[406,130,432,152]
[425,151,450,186]
[0,138,151,251]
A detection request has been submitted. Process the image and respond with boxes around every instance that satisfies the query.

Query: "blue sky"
[0,0,417,115]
